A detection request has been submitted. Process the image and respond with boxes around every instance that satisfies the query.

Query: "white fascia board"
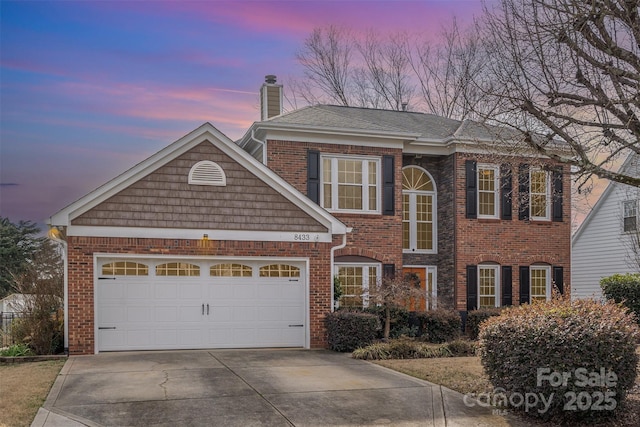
[254,123,417,146]
[68,225,335,243]
[49,123,226,226]
[572,180,615,244]
[49,122,347,236]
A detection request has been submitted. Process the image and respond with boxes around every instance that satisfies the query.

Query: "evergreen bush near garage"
[601,273,640,324]
[466,308,502,340]
[325,311,380,352]
[363,306,413,338]
[414,309,461,343]
[478,297,639,423]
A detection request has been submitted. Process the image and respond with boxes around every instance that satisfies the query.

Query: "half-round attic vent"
[188,161,226,186]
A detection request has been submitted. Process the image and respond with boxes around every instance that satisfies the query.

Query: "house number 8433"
[294,233,311,241]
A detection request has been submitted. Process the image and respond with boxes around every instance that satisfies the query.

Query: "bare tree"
[294,25,353,107]
[368,273,426,340]
[478,0,640,190]
[409,17,494,120]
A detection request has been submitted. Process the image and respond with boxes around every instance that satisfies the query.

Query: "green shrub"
[446,339,477,356]
[351,339,452,360]
[0,343,34,357]
[364,306,412,339]
[601,273,640,324]
[414,309,461,343]
[479,297,639,423]
[325,311,380,352]
[466,308,502,340]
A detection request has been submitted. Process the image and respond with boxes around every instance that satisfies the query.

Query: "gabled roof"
[49,123,348,235]
[572,153,640,243]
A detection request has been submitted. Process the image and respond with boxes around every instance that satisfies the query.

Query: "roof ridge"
[316,105,415,133]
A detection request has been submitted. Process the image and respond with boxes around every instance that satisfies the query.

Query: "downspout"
[47,226,68,353]
[330,230,351,311]
[250,129,267,165]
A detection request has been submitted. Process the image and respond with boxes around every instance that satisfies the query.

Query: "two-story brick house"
[49,76,570,354]
[240,77,571,314]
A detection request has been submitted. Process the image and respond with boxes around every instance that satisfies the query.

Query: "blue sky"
[1,0,487,226]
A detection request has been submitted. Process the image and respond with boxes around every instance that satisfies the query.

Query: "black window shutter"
[382,155,395,215]
[500,165,513,220]
[552,168,563,222]
[553,266,564,295]
[518,164,530,221]
[519,266,530,304]
[307,150,320,204]
[465,160,477,219]
[383,264,395,279]
[501,266,513,306]
[466,265,478,311]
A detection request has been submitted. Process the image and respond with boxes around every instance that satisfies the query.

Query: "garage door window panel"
[210,263,252,277]
[259,264,301,278]
[156,263,200,276]
[101,261,148,276]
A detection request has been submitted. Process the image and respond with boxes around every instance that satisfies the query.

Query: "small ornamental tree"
[368,273,425,340]
[479,296,639,423]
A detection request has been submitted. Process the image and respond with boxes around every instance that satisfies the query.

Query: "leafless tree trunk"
[478,0,640,190]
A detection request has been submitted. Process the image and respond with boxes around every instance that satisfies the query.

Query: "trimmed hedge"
[325,311,380,352]
[466,308,502,340]
[601,273,640,324]
[479,298,639,423]
[414,309,461,343]
[363,306,413,338]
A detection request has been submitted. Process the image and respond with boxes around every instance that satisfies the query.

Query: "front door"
[403,266,436,310]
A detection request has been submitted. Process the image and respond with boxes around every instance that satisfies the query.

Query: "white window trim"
[402,167,437,254]
[478,264,500,308]
[334,263,381,308]
[529,168,551,221]
[622,199,638,233]
[530,265,552,302]
[321,155,381,214]
[477,164,500,219]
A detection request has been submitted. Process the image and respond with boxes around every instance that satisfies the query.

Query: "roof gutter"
[249,129,267,164]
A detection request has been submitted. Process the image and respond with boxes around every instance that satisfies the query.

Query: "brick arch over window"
[473,254,509,265]
[335,247,391,263]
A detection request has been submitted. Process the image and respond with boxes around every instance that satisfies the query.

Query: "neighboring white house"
[572,154,640,300]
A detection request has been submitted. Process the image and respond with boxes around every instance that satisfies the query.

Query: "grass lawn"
[0,359,66,427]
[375,354,640,427]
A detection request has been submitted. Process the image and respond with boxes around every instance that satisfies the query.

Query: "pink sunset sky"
[0,0,598,229]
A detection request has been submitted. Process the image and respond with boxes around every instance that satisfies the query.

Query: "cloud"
[0,183,19,186]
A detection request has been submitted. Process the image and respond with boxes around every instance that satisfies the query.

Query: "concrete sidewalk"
[32,349,523,426]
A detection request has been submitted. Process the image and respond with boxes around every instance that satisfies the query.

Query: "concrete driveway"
[33,349,520,426]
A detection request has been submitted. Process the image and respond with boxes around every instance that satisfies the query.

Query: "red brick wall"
[454,153,572,310]
[66,236,336,355]
[266,140,403,268]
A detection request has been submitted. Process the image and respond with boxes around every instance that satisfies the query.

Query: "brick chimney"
[260,74,283,120]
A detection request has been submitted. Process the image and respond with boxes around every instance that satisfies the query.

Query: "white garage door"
[96,258,306,351]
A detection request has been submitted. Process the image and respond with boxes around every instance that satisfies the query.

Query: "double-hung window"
[402,166,436,253]
[335,264,380,308]
[322,156,380,213]
[623,200,638,232]
[530,265,551,302]
[530,169,551,220]
[477,165,500,218]
[478,264,500,308]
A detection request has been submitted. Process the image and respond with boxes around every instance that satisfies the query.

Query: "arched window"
[101,261,148,276]
[402,166,437,253]
[210,264,252,277]
[188,160,226,186]
[259,264,301,278]
[156,263,200,277]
